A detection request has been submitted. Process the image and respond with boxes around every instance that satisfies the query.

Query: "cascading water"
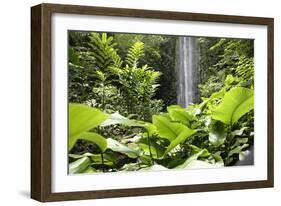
[176,36,199,108]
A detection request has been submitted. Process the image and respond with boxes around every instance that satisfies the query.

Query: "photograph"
[68,31,255,174]
[30,3,274,201]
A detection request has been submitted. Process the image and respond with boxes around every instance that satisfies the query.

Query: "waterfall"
[176,36,199,108]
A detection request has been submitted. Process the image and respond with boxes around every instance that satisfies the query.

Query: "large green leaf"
[69,104,108,150]
[231,127,248,137]
[152,114,197,155]
[152,115,186,141]
[181,160,224,169]
[121,163,141,171]
[100,112,143,127]
[69,152,116,166]
[100,113,157,143]
[83,167,96,174]
[176,149,223,169]
[228,144,249,157]
[165,127,197,154]
[107,138,140,158]
[69,156,91,174]
[209,121,226,147]
[167,105,195,126]
[199,89,225,110]
[143,123,158,137]
[140,164,168,171]
[212,87,254,125]
[175,150,206,169]
[78,132,107,153]
[139,143,158,159]
[69,152,99,159]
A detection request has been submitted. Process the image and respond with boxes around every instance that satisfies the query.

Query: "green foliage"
[198,75,225,98]
[88,32,122,70]
[212,87,254,125]
[118,64,163,120]
[68,86,253,172]
[125,41,145,67]
[68,103,108,150]
[234,56,254,87]
[69,32,163,120]
[152,115,186,141]
[100,112,143,127]
[199,37,254,98]
[209,121,226,147]
[167,105,196,126]
[68,32,254,173]
[175,149,222,169]
[109,33,178,107]
[107,138,140,158]
[78,132,107,153]
[69,156,93,174]
[68,49,96,103]
[164,127,196,154]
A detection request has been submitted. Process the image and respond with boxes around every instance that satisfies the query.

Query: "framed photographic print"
[31,3,274,202]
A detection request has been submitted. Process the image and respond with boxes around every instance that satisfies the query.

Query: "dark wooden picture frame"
[31,3,274,202]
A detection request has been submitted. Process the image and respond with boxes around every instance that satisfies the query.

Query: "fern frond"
[125,41,144,68]
[88,32,122,71]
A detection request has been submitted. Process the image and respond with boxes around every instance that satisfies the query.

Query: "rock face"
[176,36,199,108]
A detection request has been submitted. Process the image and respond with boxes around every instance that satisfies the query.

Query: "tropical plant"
[117,64,163,120]
[69,32,164,120]
[198,38,254,97]
[68,103,108,150]
[68,86,254,173]
[88,32,122,71]
[68,31,255,173]
[125,41,145,68]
